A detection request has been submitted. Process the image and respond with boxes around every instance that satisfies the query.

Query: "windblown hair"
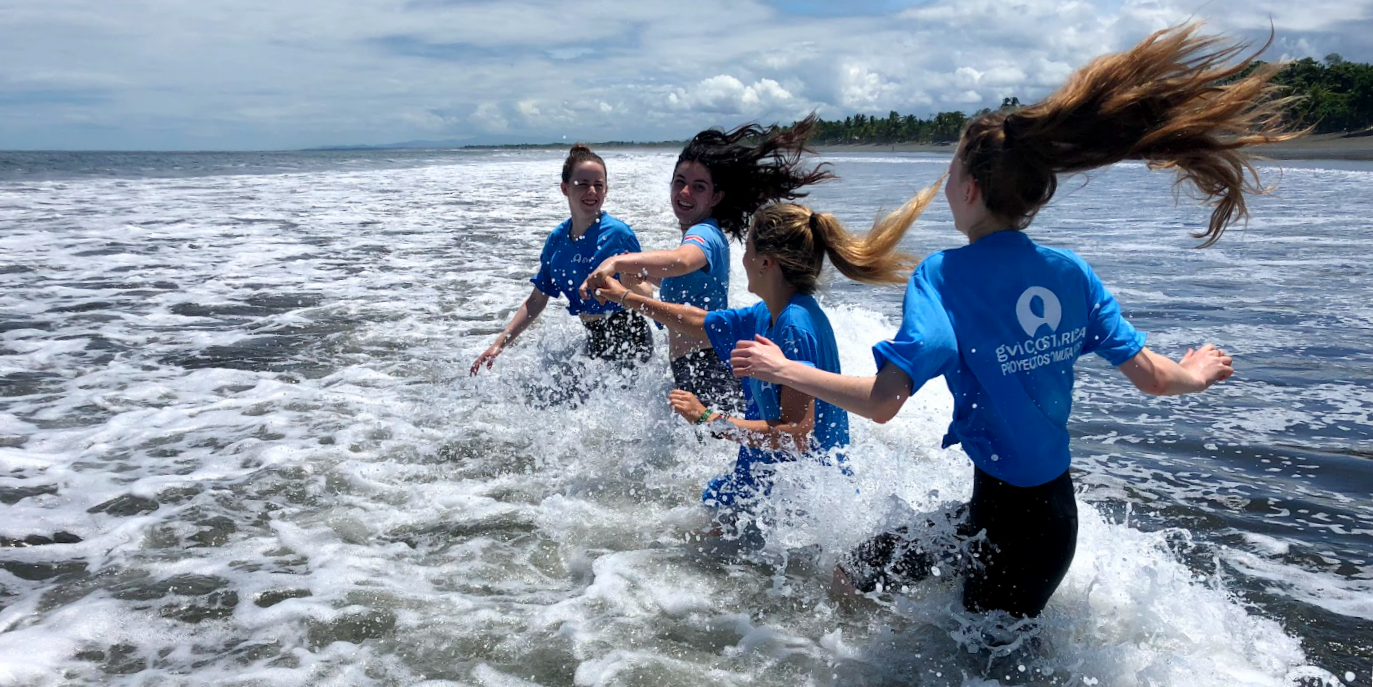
[959,23,1300,246]
[678,114,834,241]
[562,143,606,183]
[750,181,942,294]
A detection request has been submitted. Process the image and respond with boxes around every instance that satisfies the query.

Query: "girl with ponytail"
[729,25,1296,617]
[591,188,939,536]
[580,115,833,415]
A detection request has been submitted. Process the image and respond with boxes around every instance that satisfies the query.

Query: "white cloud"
[1,0,1369,149]
[668,76,798,115]
[470,102,508,132]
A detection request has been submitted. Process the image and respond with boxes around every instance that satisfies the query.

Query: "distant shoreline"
[808,133,1373,161]
[453,132,1373,161]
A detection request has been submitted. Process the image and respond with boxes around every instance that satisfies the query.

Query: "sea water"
[0,148,1369,685]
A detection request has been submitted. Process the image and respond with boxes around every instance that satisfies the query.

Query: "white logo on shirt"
[1016,286,1062,337]
[995,286,1085,376]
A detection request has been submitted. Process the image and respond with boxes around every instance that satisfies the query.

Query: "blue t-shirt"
[659,220,730,312]
[530,213,642,316]
[705,295,850,476]
[873,230,1145,488]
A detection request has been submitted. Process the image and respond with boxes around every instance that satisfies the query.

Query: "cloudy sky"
[3,0,1371,150]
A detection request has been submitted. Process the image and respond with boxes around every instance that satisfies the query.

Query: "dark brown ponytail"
[562,143,606,182]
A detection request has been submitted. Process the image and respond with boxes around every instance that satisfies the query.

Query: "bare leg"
[830,564,876,611]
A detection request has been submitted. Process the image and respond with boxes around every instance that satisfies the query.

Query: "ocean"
[0,148,1369,686]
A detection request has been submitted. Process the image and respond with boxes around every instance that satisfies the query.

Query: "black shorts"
[671,348,745,415]
[525,312,652,408]
[584,311,653,365]
[843,467,1077,618]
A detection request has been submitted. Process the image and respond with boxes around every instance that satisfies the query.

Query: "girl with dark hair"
[471,144,652,378]
[729,25,1297,617]
[580,116,832,414]
[591,189,939,529]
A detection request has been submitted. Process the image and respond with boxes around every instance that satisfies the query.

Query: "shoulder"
[684,220,726,244]
[542,219,571,250]
[909,251,949,287]
[549,217,572,239]
[599,212,633,233]
[1036,243,1088,269]
[776,297,824,334]
[596,214,640,248]
[1034,244,1100,289]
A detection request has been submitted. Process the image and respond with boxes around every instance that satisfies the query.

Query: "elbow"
[869,403,899,424]
[1134,377,1169,396]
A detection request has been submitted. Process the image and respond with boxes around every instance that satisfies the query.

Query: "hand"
[592,275,628,305]
[578,259,618,300]
[470,342,503,376]
[1179,343,1233,390]
[729,335,790,383]
[668,389,708,424]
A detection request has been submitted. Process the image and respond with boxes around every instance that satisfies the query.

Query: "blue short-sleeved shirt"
[659,220,730,312]
[873,230,1146,488]
[530,213,642,316]
[705,295,850,477]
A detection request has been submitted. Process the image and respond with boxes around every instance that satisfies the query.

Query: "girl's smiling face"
[562,160,607,222]
[670,161,723,228]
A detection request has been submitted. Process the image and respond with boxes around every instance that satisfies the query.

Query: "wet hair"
[562,143,606,183]
[958,24,1299,246]
[749,181,942,294]
[677,113,834,241]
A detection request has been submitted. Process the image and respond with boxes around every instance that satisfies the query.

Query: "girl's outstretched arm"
[669,387,816,451]
[592,275,708,338]
[471,287,550,375]
[1118,344,1233,395]
[579,244,708,300]
[731,335,913,423]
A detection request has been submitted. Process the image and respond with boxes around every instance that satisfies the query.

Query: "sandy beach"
[812,132,1373,161]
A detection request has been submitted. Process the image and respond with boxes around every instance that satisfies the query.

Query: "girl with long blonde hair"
[592,188,939,536]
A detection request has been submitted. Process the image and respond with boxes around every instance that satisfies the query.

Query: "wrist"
[770,359,798,386]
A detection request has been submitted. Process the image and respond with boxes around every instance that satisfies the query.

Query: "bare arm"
[730,335,914,423]
[593,275,707,338]
[580,244,707,299]
[470,288,550,375]
[1118,344,1233,395]
[669,386,816,451]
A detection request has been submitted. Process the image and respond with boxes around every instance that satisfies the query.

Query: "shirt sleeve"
[1080,263,1147,366]
[872,261,958,388]
[682,223,725,271]
[529,235,559,297]
[775,324,819,370]
[704,306,754,360]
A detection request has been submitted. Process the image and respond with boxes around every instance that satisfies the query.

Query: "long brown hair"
[960,24,1300,246]
[750,181,942,294]
[678,113,834,241]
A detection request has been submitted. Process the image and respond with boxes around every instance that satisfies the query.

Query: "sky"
[2,0,1371,151]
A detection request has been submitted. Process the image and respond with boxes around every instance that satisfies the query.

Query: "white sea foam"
[0,150,1364,684]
